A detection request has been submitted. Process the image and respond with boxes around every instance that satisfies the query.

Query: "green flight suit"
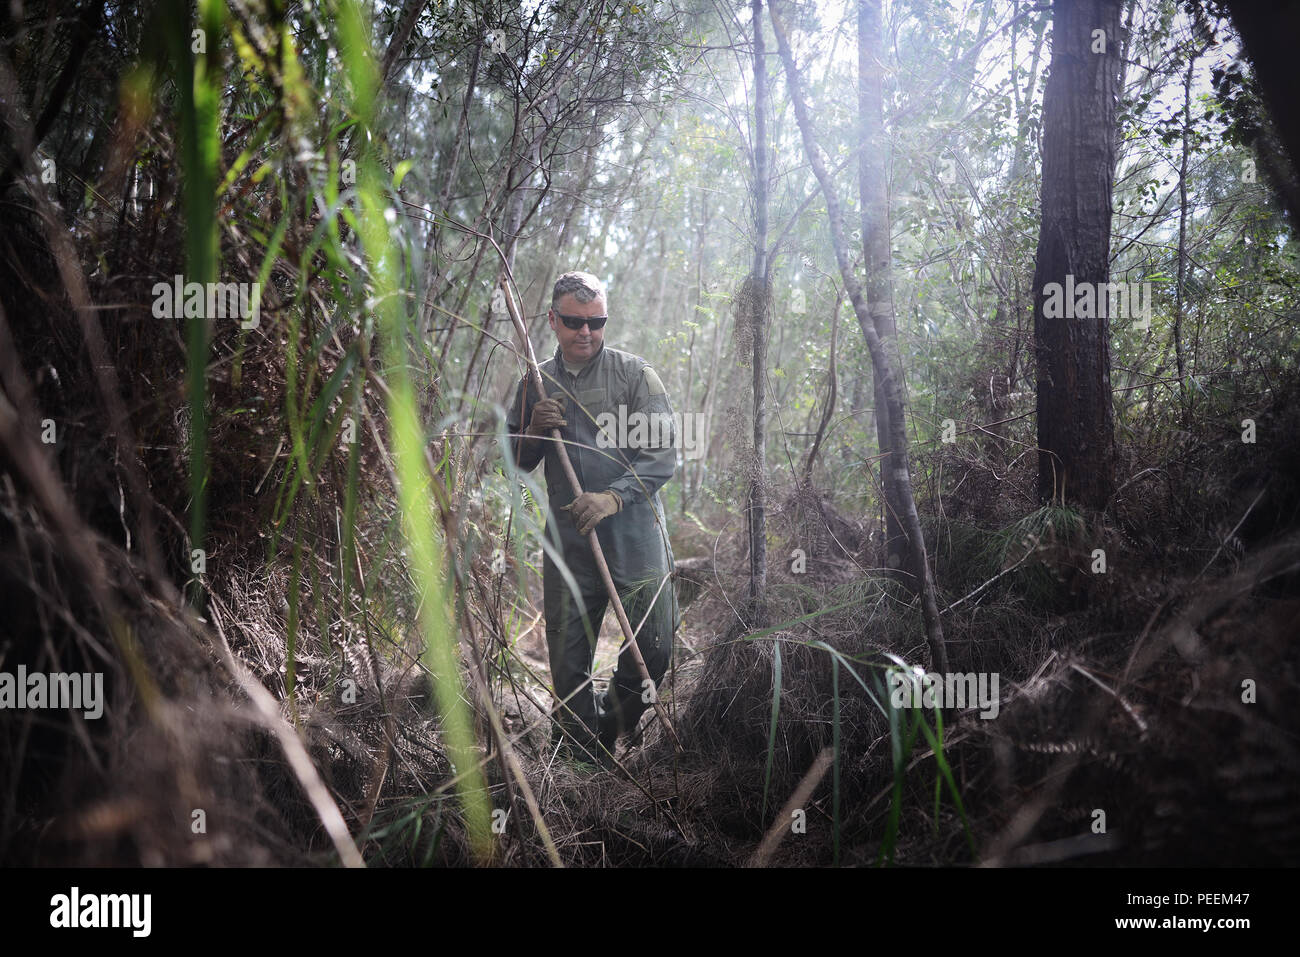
[507,343,678,760]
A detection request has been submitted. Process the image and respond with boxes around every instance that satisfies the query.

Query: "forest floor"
[5,376,1300,867]
[477,422,1300,867]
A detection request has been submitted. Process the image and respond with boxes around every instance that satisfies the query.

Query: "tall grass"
[336,0,492,861]
[169,0,223,603]
[761,641,782,821]
[162,0,500,862]
[741,596,974,864]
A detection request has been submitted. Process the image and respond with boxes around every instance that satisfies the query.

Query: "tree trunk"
[1173,51,1195,403]
[858,0,912,583]
[379,0,428,90]
[1221,0,1300,224]
[747,0,770,612]
[683,193,709,514]
[801,290,840,484]
[1032,0,1121,509]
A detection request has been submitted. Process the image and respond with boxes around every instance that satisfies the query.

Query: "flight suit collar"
[552,342,607,381]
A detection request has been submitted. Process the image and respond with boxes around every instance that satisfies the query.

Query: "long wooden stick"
[499,277,683,753]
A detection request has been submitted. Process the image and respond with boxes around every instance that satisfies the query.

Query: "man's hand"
[526,397,567,437]
[562,490,622,535]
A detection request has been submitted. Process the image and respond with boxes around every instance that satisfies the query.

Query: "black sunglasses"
[556,312,608,331]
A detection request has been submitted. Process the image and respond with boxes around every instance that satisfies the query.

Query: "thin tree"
[747,0,771,612]
[771,0,948,674]
[858,0,908,583]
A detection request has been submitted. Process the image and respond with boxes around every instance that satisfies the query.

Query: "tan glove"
[562,490,622,535]
[526,397,567,437]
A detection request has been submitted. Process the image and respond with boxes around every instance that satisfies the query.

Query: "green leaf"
[393,159,415,189]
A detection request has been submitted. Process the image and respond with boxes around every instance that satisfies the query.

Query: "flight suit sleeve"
[604,365,676,507]
[506,373,547,472]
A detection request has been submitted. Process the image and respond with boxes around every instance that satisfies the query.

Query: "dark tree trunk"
[1032,0,1121,509]
[1222,0,1300,224]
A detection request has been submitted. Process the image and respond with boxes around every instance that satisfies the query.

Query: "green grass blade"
[914,708,977,860]
[761,640,782,821]
[339,0,492,861]
[832,654,841,867]
[166,0,224,603]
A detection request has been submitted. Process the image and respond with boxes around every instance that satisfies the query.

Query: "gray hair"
[552,271,606,309]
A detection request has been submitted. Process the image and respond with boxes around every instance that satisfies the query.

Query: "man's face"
[549,292,606,364]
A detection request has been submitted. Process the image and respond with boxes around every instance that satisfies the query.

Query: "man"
[506,271,678,768]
